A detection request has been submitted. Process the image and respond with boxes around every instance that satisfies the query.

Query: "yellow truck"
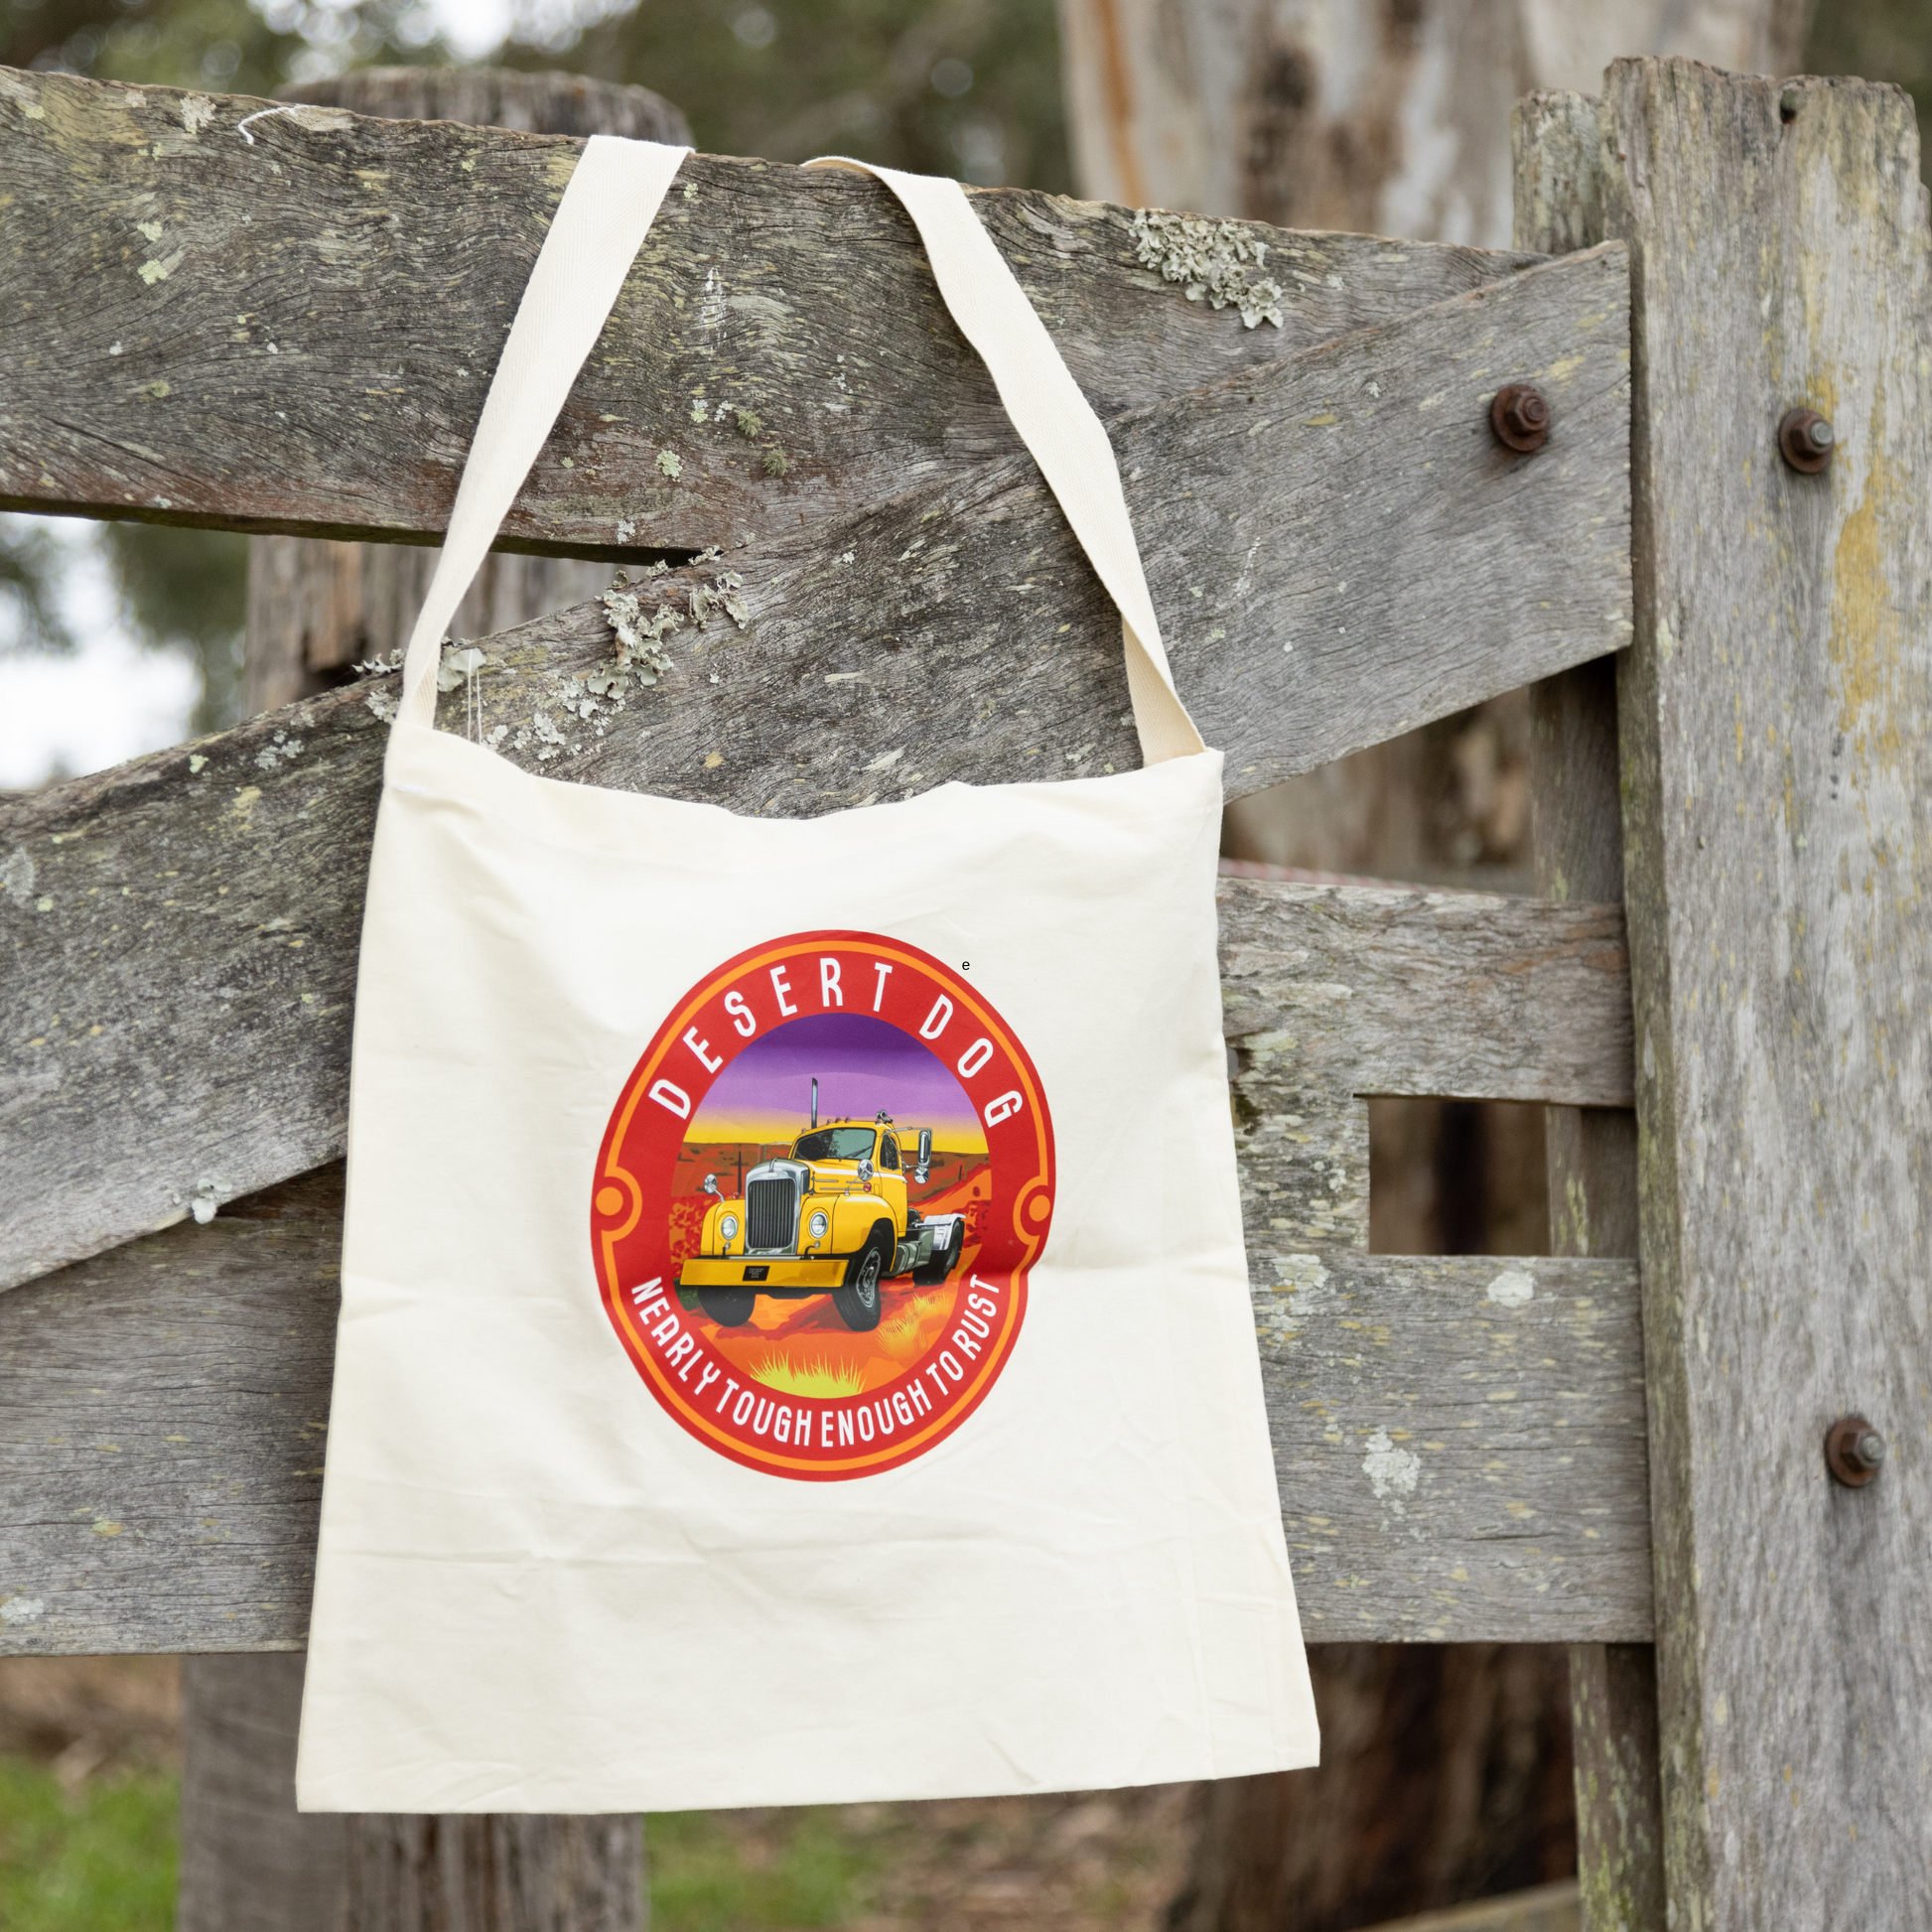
[677,1097,966,1332]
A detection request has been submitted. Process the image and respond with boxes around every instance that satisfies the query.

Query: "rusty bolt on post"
[1779,406,1836,474]
[1490,384,1551,454]
[1826,1415,1887,1488]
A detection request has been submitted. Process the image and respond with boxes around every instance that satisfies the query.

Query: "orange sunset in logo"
[592,934,1053,1479]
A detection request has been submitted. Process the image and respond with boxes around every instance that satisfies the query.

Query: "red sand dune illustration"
[666,1195,710,1273]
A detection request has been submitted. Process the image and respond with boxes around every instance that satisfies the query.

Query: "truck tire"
[699,1287,756,1326]
[912,1218,965,1287]
[832,1230,890,1332]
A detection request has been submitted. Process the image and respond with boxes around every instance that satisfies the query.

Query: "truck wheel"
[912,1220,965,1287]
[832,1233,890,1332]
[699,1287,756,1326]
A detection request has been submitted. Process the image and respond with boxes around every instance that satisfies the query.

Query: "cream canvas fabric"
[296,136,1318,1813]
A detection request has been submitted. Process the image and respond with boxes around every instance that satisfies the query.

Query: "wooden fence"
[1,54,1925,1930]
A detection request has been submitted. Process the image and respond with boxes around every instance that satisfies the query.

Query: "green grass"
[647,1807,881,1931]
[0,1759,179,1932]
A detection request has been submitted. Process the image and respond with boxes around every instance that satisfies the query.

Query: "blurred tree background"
[1810,0,1932,127]
[2,0,1924,753]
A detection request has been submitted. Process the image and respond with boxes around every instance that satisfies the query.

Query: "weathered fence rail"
[0,69,1552,553]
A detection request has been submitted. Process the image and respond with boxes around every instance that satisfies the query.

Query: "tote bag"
[297,135,1319,1813]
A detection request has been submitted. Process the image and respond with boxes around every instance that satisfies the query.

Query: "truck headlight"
[720,1214,740,1241]
[809,1211,829,1240]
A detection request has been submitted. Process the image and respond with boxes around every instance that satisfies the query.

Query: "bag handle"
[401,141,1205,764]
[398,137,691,729]
[805,159,1202,763]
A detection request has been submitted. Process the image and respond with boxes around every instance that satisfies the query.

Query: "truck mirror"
[702,1173,721,1197]
[916,1128,932,1183]
[859,1160,875,1188]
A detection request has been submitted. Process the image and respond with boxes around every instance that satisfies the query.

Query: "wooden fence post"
[1524,648,1666,1932]
[1515,94,1666,1932]
[175,65,689,1932]
[1541,59,1932,1927]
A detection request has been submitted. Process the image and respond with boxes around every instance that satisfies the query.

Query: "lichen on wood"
[1131,207,1286,328]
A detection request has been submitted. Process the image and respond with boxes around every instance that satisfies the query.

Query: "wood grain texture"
[1167,1646,1580,1932]
[216,60,656,1916]
[1262,1249,1649,1644]
[235,68,679,717]
[0,236,1631,1294]
[1514,96,1665,1932]
[1219,879,1632,1266]
[182,1649,643,1932]
[1562,1643,1662,1932]
[220,74,651,1921]
[1601,58,1932,1927]
[0,1171,340,1653]
[0,1168,1648,1654]
[340,1815,644,1932]
[0,68,1547,554]
[332,238,1631,811]
[1530,686,1657,1932]
[1059,0,1815,248]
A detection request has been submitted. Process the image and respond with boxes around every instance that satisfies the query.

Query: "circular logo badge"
[592,932,1054,1480]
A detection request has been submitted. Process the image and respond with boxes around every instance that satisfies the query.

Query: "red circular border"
[592,931,1054,1479]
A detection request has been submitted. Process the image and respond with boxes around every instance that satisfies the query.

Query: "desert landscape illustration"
[666,1012,996,1395]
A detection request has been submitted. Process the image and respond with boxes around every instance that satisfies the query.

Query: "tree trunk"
[178,1654,345,1932]
[176,65,688,1932]
[1166,1646,1578,1932]
[178,1646,648,1932]
[1053,4,1811,1928]
[1057,0,1815,244]
[341,1816,648,1932]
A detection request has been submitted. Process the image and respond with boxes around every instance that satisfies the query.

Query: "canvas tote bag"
[296,135,1319,1813]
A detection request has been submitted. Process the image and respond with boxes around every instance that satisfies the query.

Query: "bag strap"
[398,136,691,729]
[400,141,1204,765]
[806,159,1203,764]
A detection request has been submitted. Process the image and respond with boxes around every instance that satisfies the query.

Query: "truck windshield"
[792,1127,875,1162]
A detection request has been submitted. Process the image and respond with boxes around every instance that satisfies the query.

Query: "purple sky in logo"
[690,1013,985,1150]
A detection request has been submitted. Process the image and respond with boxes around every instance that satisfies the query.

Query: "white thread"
[235,103,352,144]
[235,105,295,145]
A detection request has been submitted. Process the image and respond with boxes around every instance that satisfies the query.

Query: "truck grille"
[747,1176,795,1252]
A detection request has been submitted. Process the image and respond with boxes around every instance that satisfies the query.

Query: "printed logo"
[593,932,1054,1479]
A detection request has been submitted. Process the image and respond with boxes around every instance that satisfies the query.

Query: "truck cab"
[677,1111,966,1332]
